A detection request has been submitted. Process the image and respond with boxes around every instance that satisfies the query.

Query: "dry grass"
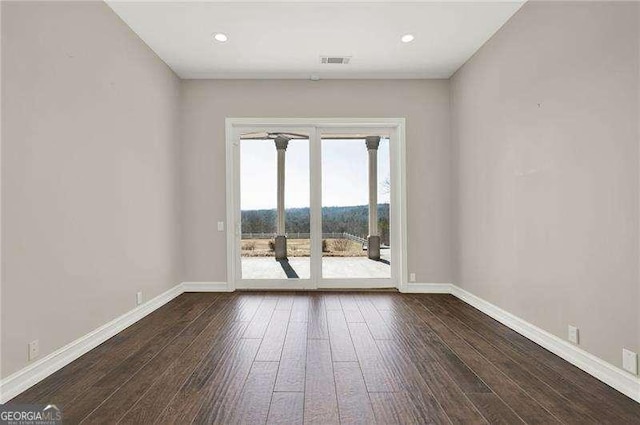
[240,238,366,257]
[241,241,256,251]
[331,239,350,252]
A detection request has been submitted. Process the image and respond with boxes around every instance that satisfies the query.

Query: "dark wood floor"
[11,292,640,424]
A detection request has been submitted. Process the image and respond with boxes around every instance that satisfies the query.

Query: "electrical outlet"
[622,349,638,375]
[217,221,224,232]
[568,325,579,344]
[136,291,143,306]
[409,273,416,282]
[28,340,39,361]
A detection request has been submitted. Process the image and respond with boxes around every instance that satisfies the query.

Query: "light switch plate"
[28,340,39,361]
[622,348,637,375]
[217,221,224,231]
[136,291,143,306]
[568,325,579,344]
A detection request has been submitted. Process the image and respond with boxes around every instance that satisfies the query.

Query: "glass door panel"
[320,131,392,280]
[239,130,311,281]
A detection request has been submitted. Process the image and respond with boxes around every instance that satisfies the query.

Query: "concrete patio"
[241,252,390,279]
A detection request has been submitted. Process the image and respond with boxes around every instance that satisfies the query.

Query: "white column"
[276,138,288,234]
[366,136,380,236]
[365,136,381,260]
[274,136,289,259]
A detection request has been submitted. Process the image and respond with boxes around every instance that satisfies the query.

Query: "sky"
[241,137,391,210]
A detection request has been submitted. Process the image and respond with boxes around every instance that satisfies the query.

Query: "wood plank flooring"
[10,292,640,424]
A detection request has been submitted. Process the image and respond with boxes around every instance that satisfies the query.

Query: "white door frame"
[225,118,408,291]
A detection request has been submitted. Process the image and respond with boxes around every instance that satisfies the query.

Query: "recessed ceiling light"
[213,33,228,43]
[401,34,415,43]
[310,75,321,81]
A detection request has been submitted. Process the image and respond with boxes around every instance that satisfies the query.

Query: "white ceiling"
[106,1,525,79]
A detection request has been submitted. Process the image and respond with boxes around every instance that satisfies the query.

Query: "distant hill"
[242,204,390,245]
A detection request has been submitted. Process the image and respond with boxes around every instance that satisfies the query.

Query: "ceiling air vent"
[320,56,351,65]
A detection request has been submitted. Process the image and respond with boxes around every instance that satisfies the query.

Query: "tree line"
[241,204,390,245]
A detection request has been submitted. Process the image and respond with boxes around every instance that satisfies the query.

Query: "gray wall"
[1,1,181,377]
[451,1,640,368]
[180,79,451,284]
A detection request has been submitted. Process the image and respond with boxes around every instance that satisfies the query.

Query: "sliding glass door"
[229,121,401,290]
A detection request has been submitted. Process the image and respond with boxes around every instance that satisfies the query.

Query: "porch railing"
[241,231,366,244]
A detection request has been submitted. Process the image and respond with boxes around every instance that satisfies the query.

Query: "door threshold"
[235,288,399,292]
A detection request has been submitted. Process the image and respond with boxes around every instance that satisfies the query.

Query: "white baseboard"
[181,281,232,292]
[0,284,183,403]
[402,282,453,293]
[449,285,640,403]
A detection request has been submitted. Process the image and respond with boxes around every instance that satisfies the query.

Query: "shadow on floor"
[277,258,300,279]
